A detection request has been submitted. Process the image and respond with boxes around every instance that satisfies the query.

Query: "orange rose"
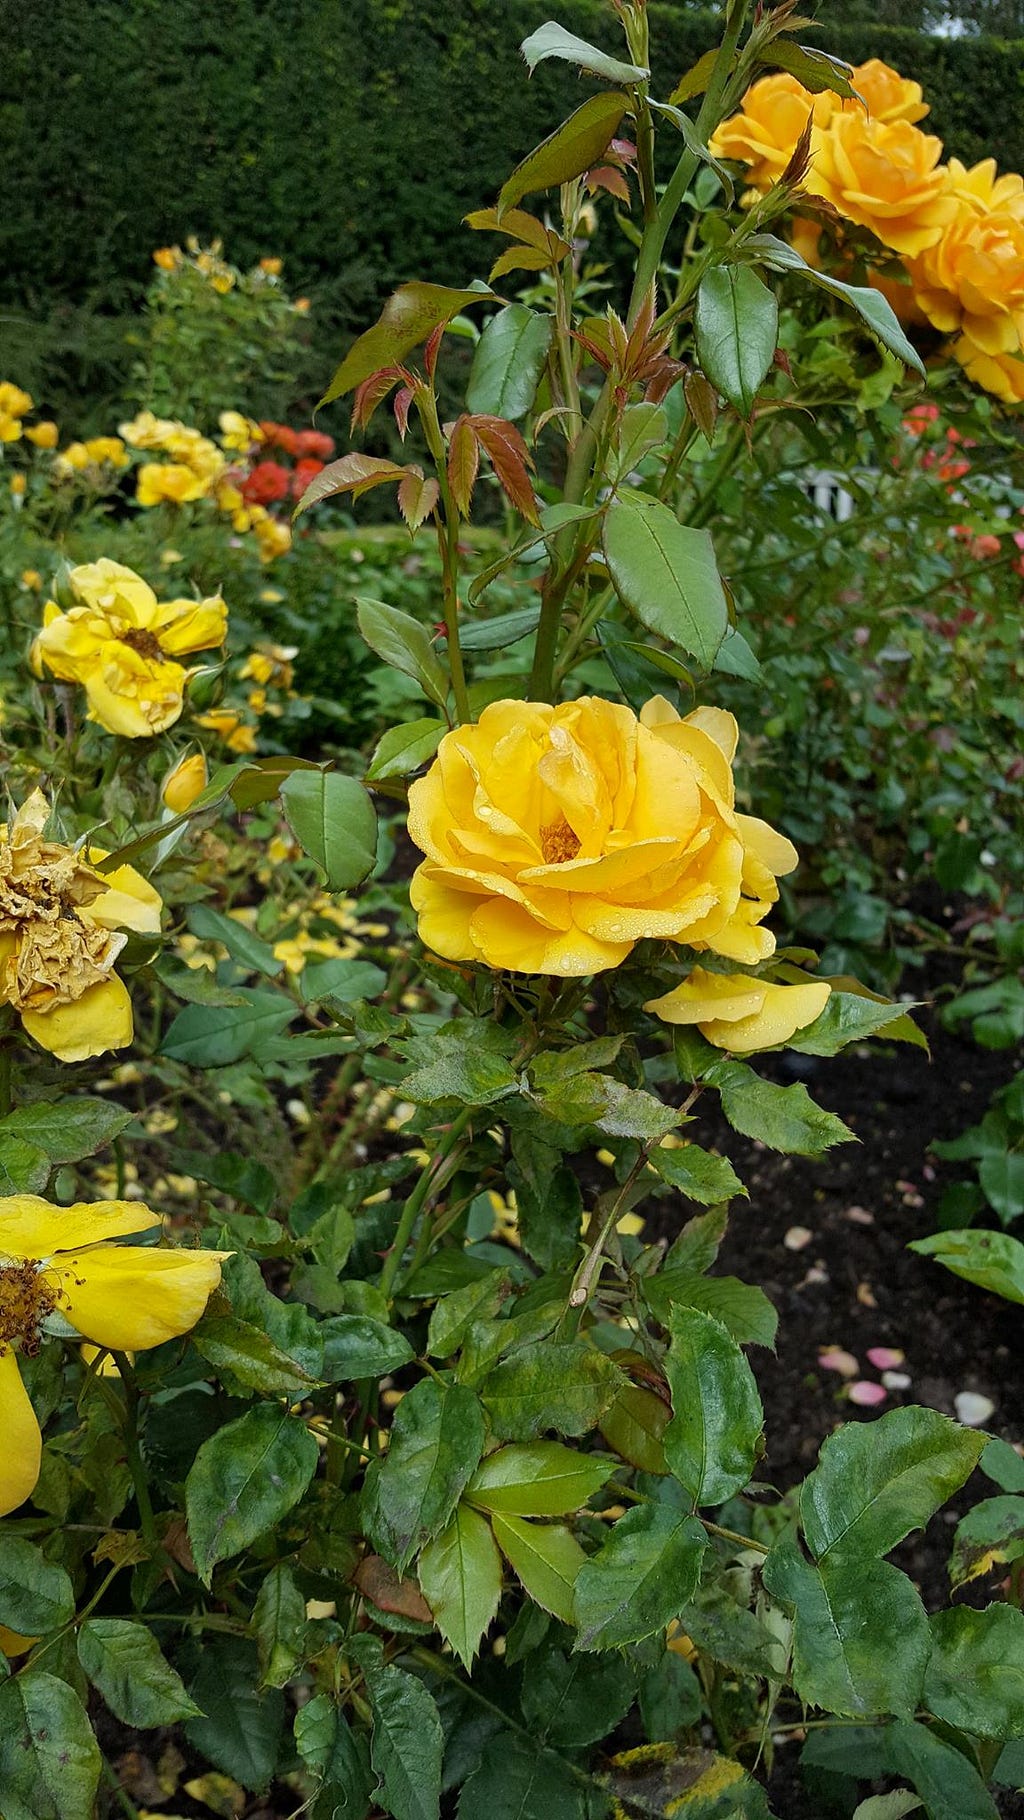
[807,114,957,257]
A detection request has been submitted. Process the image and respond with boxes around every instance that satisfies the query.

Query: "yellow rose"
[119,410,179,450]
[845,59,928,126]
[0,790,162,1062]
[32,557,227,738]
[644,966,830,1054]
[196,708,258,753]
[162,751,209,814]
[945,156,1024,221]
[0,413,23,442]
[9,474,25,497]
[952,335,1024,404]
[709,73,836,189]
[24,421,59,450]
[152,245,182,271]
[83,436,129,469]
[0,382,33,420]
[218,410,261,452]
[0,1193,226,1516]
[806,114,957,257]
[407,696,797,977]
[136,461,210,507]
[908,206,1024,357]
[259,256,283,275]
[254,516,292,562]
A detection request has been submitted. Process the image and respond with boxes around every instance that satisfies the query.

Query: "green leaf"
[480,1339,623,1441]
[418,1502,503,1669]
[574,1503,707,1649]
[77,1619,200,1726]
[645,1271,778,1349]
[466,304,553,421]
[713,625,762,680]
[0,1536,74,1634]
[603,495,728,669]
[614,402,669,480]
[520,21,647,84]
[924,1604,1024,1738]
[279,768,378,891]
[160,989,298,1067]
[980,1148,1024,1225]
[534,1071,679,1140]
[219,1253,323,1378]
[680,1580,787,1679]
[458,1730,584,1820]
[982,1437,1024,1492]
[459,605,542,650]
[321,282,488,404]
[649,1142,744,1206]
[910,1228,1024,1305]
[301,958,386,1005]
[765,40,858,98]
[599,1382,670,1475]
[362,1378,485,1571]
[0,1097,131,1165]
[0,1672,100,1820]
[186,1404,319,1583]
[499,92,629,217]
[664,1205,728,1275]
[852,1797,922,1820]
[763,1532,930,1717]
[694,266,778,417]
[294,1691,373,1820]
[669,47,719,106]
[604,1745,773,1817]
[187,902,281,977]
[801,1406,985,1563]
[320,1314,415,1382]
[705,1057,855,1156]
[886,1721,1000,1820]
[637,1648,702,1741]
[366,718,445,784]
[465,1441,615,1516]
[663,1307,763,1507]
[252,1563,309,1688]
[427,1268,509,1359]
[174,1147,277,1213]
[355,1644,444,1820]
[0,1133,49,1193]
[789,991,925,1058]
[402,1040,519,1108]
[185,1634,285,1792]
[490,1512,586,1622]
[356,596,449,709]
[745,233,926,376]
[521,1646,634,1747]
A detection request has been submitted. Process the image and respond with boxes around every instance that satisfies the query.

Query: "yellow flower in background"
[844,59,929,126]
[136,461,210,507]
[259,256,283,275]
[408,695,797,977]
[218,410,261,452]
[20,570,43,591]
[32,557,227,738]
[908,207,1024,355]
[945,156,1024,220]
[24,421,59,450]
[0,1194,226,1516]
[161,751,209,814]
[709,73,835,189]
[196,708,258,753]
[119,410,180,449]
[953,336,1024,404]
[253,516,292,562]
[0,790,162,1061]
[645,966,830,1054]
[9,474,25,498]
[84,436,129,469]
[240,643,297,689]
[0,382,33,440]
[807,114,956,256]
[152,245,182,271]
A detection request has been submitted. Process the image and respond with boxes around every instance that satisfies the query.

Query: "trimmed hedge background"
[2,3,1023,307]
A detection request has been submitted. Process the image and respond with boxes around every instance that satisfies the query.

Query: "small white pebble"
[955,1391,995,1427]
[784,1225,814,1251]
[882,1370,912,1391]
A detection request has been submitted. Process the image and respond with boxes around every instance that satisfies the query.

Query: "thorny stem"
[418,389,471,724]
[379,1106,477,1302]
[569,1144,655,1308]
[114,1353,160,1556]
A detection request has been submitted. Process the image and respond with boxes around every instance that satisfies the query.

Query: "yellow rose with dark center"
[32,557,226,737]
[0,790,162,1061]
[806,114,957,257]
[407,696,797,977]
[0,1194,227,1516]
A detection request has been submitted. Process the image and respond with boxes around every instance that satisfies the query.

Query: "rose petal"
[819,1347,859,1378]
[848,1380,888,1407]
[867,1347,905,1370]
[954,1391,995,1427]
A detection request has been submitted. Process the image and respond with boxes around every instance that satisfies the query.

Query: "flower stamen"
[0,1260,61,1357]
[540,817,582,866]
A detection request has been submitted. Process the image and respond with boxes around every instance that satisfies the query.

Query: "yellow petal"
[0,1196,158,1258]
[0,1349,42,1518]
[704,979,832,1054]
[85,858,163,935]
[0,1624,40,1658]
[52,1246,228,1352]
[645,969,767,1026]
[470,899,629,975]
[21,974,133,1063]
[152,596,228,655]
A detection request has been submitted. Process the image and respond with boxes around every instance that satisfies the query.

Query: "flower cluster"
[150,237,307,309]
[0,790,162,1062]
[711,59,1024,402]
[32,557,227,738]
[239,422,336,507]
[409,695,826,1051]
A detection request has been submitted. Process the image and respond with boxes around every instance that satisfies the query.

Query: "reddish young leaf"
[424,324,446,381]
[350,366,407,434]
[586,164,632,204]
[472,416,539,525]
[293,453,410,519]
[447,416,481,518]
[394,386,415,440]
[321,281,488,404]
[398,467,441,534]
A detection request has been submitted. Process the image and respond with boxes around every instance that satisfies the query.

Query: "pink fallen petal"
[844,1205,875,1225]
[848,1380,888,1407]
[867,1347,905,1370]
[819,1347,859,1378]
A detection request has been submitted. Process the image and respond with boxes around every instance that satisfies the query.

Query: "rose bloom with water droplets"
[31,557,226,737]
[0,1195,227,1516]
[407,696,805,987]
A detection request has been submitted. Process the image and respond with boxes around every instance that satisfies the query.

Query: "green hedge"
[2,2,1023,311]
